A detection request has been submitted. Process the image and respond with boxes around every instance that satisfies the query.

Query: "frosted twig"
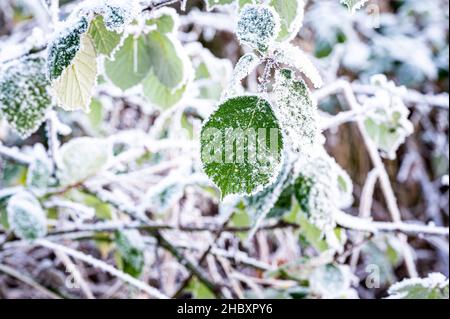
[36,239,169,299]
[0,142,33,165]
[0,263,62,299]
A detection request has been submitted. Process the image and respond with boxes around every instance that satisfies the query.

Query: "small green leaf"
[201,95,283,197]
[146,8,177,33]
[269,0,304,41]
[115,230,145,277]
[89,15,121,57]
[26,145,55,193]
[7,191,47,240]
[340,0,369,13]
[236,4,280,51]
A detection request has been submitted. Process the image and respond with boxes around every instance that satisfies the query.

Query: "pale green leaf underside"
[52,34,98,112]
[270,0,303,41]
[201,95,283,198]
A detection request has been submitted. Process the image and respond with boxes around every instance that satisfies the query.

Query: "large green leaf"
[104,35,153,90]
[142,70,187,109]
[52,34,98,112]
[89,15,122,57]
[201,95,283,197]
[0,56,53,138]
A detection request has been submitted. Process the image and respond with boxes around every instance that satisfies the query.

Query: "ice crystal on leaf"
[47,17,89,81]
[115,230,145,277]
[200,95,284,198]
[0,56,53,138]
[273,68,320,154]
[293,150,350,233]
[7,191,47,240]
[225,53,260,98]
[57,137,112,186]
[236,4,280,52]
[387,273,449,299]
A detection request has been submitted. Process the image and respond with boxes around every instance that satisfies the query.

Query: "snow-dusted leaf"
[293,151,346,233]
[201,95,284,198]
[274,42,323,88]
[102,1,138,33]
[47,17,89,81]
[115,230,145,277]
[245,152,291,236]
[387,273,449,299]
[26,144,55,194]
[51,34,98,112]
[236,4,280,52]
[273,69,319,154]
[0,56,53,138]
[340,0,370,13]
[224,53,260,98]
[269,0,304,41]
[89,15,121,57]
[310,264,353,298]
[7,191,47,240]
[204,0,235,11]
[57,137,112,186]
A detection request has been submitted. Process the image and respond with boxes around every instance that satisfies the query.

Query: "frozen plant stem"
[36,239,169,299]
[315,80,419,277]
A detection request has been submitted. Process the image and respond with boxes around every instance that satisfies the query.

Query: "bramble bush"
[0,0,448,299]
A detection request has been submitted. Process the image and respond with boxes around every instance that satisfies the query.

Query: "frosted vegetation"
[0,0,448,299]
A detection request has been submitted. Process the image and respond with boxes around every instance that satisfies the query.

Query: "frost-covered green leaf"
[201,95,284,198]
[105,31,187,94]
[269,0,304,41]
[225,53,260,98]
[57,137,112,186]
[26,144,55,193]
[236,4,280,52]
[310,264,354,298]
[340,0,370,13]
[115,230,145,277]
[0,56,53,138]
[293,151,348,233]
[387,273,449,299]
[7,191,47,240]
[274,42,323,88]
[273,69,319,154]
[102,1,138,33]
[51,34,98,112]
[89,15,121,57]
[245,153,291,235]
[363,75,414,159]
[47,17,89,81]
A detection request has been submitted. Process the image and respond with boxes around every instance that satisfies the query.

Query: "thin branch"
[36,239,169,299]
